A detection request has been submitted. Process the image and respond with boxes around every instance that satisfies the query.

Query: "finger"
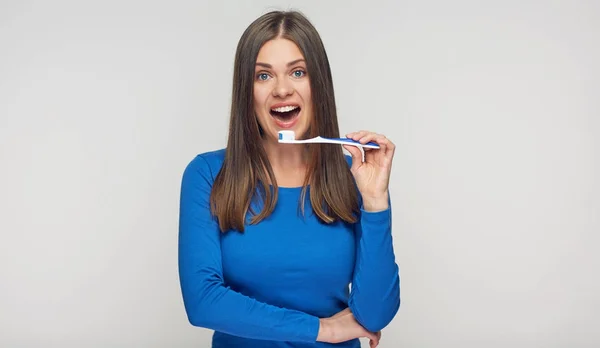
[370,335,380,348]
[379,136,395,158]
[360,135,387,159]
[347,131,391,157]
[347,131,379,147]
[343,144,363,170]
[359,133,386,146]
[356,133,384,149]
[366,135,395,159]
[368,332,379,347]
[346,130,369,141]
[346,130,367,138]
[355,131,376,143]
[364,329,378,343]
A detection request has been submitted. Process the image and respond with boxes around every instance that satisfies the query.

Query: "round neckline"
[268,184,309,192]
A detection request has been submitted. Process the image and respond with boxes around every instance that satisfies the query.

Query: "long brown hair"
[210,10,359,232]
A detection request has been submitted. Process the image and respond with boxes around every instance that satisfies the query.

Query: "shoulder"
[182,148,226,184]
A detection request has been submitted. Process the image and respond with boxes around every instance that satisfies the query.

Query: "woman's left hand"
[343,131,395,212]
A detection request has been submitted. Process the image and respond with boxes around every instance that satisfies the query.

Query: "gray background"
[1,0,598,347]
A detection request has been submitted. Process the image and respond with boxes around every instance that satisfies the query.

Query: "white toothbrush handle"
[309,137,380,149]
[278,136,380,149]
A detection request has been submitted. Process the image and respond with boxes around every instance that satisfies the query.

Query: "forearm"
[348,204,400,332]
[179,155,320,342]
[180,274,319,342]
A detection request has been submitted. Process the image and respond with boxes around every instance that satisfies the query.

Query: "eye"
[257,73,270,81]
[292,69,306,78]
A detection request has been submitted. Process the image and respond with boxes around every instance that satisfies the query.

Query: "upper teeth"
[272,105,298,112]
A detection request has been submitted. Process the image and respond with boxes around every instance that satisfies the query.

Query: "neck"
[262,136,308,187]
[262,136,307,168]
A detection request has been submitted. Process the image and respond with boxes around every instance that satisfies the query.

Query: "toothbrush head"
[278,130,296,142]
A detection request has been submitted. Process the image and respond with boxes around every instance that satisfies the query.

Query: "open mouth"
[270,105,301,124]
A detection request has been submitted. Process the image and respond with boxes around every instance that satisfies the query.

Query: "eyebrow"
[255,59,305,69]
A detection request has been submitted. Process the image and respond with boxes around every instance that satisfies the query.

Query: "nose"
[272,77,294,98]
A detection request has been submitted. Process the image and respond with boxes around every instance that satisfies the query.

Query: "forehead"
[256,38,305,65]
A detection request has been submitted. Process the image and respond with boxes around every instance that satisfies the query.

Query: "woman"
[178,10,400,348]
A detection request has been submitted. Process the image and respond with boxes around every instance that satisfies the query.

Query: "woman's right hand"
[316,308,381,347]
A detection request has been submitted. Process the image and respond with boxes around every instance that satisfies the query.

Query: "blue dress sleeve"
[178,155,320,342]
[347,199,401,333]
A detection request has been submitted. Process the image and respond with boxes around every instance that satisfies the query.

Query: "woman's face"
[253,38,312,142]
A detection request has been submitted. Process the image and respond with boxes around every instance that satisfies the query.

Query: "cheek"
[252,89,260,106]
[301,88,312,113]
[253,86,269,110]
[299,83,312,105]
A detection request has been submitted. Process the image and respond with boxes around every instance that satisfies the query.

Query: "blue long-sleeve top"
[178,149,400,347]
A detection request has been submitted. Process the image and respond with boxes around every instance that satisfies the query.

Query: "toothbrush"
[277,130,380,149]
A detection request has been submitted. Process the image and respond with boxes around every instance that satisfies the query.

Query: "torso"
[220,185,356,318]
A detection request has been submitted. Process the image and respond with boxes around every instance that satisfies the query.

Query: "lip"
[270,102,300,110]
[271,109,301,129]
[269,101,301,129]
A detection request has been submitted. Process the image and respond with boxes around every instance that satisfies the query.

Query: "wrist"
[362,191,389,212]
[316,318,334,342]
